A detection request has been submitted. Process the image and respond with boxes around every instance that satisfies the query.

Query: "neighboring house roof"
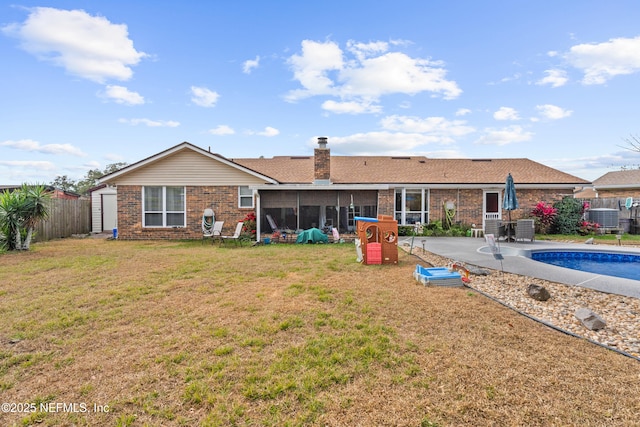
[574,187,597,199]
[0,185,81,198]
[234,156,589,187]
[592,169,640,190]
[49,188,82,199]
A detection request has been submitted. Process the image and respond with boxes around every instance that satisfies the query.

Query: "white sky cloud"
[542,151,640,181]
[320,115,475,155]
[475,125,533,146]
[497,73,522,84]
[536,104,573,120]
[565,36,640,84]
[1,7,147,83]
[207,125,235,135]
[286,40,344,99]
[285,39,461,110]
[258,127,279,137]
[118,118,180,127]
[493,107,520,121]
[191,86,220,107]
[0,160,56,169]
[346,40,389,61]
[455,108,471,116]
[341,52,460,98]
[0,160,57,182]
[537,69,568,87]
[380,115,475,143]
[243,56,260,74]
[322,99,382,114]
[325,131,450,155]
[0,139,86,156]
[103,85,144,105]
[245,127,280,137]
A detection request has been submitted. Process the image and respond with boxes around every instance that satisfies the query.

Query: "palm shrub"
[0,184,50,251]
[0,189,24,250]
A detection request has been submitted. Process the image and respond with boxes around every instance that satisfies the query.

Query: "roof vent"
[391,156,411,160]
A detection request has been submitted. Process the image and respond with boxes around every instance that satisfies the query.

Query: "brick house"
[589,170,640,199]
[99,139,590,240]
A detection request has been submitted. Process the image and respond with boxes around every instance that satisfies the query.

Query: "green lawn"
[0,238,639,426]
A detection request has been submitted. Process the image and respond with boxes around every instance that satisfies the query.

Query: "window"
[394,188,429,225]
[239,186,254,208]
[143,186,185,227]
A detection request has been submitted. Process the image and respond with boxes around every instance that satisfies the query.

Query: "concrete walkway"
[399,236,640,299]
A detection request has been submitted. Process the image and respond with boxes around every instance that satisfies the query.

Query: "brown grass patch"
[0,239,639,426]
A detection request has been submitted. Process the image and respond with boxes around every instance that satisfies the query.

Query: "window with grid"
[394,188,429,225]
[239,186,254,208]
[143,186,185,227]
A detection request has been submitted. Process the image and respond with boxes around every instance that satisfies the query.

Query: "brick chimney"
[314,137,331,184]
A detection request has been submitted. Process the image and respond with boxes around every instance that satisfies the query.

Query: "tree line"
[50,162,127,195]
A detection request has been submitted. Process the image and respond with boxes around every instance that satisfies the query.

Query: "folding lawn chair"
[220,221,244,246]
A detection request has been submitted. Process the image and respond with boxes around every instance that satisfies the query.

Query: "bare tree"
[622,134,640,152]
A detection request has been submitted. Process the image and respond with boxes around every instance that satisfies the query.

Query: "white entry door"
[483,191,501,228]
[102,193,117,231]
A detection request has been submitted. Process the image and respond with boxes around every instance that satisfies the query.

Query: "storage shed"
[89,184,117,233]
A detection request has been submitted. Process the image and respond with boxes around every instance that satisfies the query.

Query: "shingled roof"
[593,170,640,189]
[98,141,590,188]
[233,155,589,186]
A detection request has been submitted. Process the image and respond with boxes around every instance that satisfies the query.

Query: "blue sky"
[2,1,640,185]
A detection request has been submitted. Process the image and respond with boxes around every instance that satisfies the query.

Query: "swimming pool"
[531,251,640,281]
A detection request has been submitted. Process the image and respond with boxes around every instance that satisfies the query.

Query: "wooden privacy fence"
[35,198,91,242]
[580,197,626,210]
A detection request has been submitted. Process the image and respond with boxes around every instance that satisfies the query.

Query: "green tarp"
[295,228,329,244]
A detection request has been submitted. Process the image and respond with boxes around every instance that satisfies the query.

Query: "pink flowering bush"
[578,220,600,236]
[530,202,557,234]
[241,212,257,239]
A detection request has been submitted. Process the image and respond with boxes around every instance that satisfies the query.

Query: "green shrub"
[398,226,414,236]
[552,197,583,235]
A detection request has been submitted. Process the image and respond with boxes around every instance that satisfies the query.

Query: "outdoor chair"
[220,221,244,246]
[484,219,504,240]
[204,220,224,244]
[515,219,535,243]
[203,215,224,243]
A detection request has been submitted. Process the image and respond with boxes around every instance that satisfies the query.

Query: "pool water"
[531,251,640,281]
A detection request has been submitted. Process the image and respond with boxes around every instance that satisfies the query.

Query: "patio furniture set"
[481,218,535,242]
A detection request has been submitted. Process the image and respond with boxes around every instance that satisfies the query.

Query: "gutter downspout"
[255,191,261,243]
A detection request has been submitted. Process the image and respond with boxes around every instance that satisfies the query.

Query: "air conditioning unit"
[588,208,618,228]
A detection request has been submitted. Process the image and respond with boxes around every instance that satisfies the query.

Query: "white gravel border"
[403,246,640,361]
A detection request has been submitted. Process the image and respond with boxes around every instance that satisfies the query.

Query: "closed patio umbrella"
[503,173,519,240]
